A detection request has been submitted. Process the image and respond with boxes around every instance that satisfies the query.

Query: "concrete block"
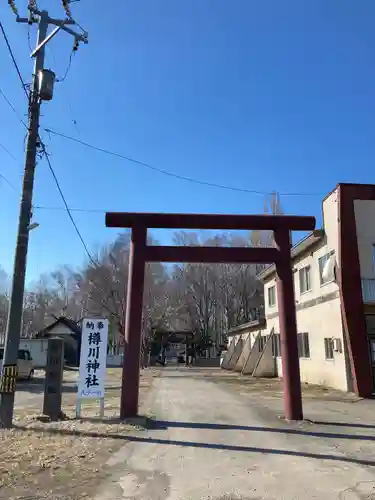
[234,334,251,372]
[253,329,277,378]
[227,338,244,370]
[241,332,262,375]
[221,339,236,370]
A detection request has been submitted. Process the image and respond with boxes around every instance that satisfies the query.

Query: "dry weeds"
[195,369,361,402]
[0,368,159,500]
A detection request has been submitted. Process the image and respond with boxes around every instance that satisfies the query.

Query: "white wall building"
[226,183,375,398]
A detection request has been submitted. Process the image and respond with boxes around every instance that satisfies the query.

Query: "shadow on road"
[14,424,375,468]
[16,379,77,394]
[150,420,375,441]
[310,420,375,430]
[16,381,122,395]
[16,378,44,393]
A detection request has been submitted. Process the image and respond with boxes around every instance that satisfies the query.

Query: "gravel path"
[95,367,375,500]
[14,370,78,410]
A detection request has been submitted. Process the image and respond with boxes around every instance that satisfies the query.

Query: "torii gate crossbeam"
[105,212,316,421]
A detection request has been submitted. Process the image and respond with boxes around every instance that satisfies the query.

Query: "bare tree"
[166,231,264,353]
[6,198,285,352]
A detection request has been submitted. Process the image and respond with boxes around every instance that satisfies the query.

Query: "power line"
[56,49,75,83]
[0,172,18,191]
[0,89,28,129]
[45,127,323,197]
[48,44,80,135]
[42,147,98,267]
[0,20,29,98]
[0,142,18,162]
[34,204,107,213]
[41,145,124,320]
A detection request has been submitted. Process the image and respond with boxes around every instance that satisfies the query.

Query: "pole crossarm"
[144,245,280,264]
[30,25,62,58]
[17,9,88,45]
[105,212,316,232]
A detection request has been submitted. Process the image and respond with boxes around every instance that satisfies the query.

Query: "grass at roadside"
[181,368,361,402]
[0,368,160,500]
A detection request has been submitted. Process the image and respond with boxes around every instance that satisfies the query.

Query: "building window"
[297,332,310,358]
[299,265,312,294]
[324,338,334,359]
[272,334,281,357]
[319,251,335,285]
[268,285,276,307]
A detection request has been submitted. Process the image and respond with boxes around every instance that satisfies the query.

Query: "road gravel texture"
[95,368,375,500]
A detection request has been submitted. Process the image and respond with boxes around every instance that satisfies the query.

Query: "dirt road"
[95,367,375,500]
[14,369,78,410]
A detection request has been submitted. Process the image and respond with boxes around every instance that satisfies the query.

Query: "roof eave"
[227,317,266,336]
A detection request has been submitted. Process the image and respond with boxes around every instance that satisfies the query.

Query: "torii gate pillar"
[120,226,147,419]
[275,229,303,420]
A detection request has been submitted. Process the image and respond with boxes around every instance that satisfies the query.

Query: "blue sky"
[1,0,375,284]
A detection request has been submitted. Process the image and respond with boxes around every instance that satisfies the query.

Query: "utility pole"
[0,2,87,428]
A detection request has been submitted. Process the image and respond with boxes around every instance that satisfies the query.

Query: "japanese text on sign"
[77,318,108,399]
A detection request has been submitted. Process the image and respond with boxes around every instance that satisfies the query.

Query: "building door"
[365,315,375,393]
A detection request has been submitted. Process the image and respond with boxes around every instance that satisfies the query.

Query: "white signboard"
[77,318,109,399]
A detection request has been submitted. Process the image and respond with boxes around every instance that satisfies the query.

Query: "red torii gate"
[105,212,316,421]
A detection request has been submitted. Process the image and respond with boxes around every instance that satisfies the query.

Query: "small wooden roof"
[35,316,81,339]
